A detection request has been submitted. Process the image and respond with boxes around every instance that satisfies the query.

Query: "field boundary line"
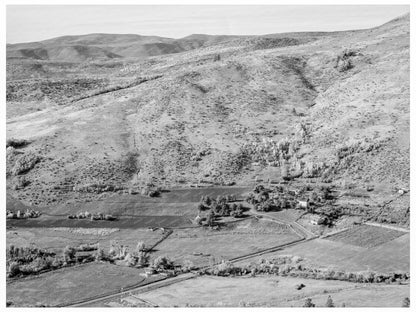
[320,227,350,239]
[64,234,314,306]
[6,261,96,284]
[58,275,168,307]
[68,273,196,307]
[128,294,159,307]
[229,237,308,263]
[363,222,409,233]
[147,229,173,252]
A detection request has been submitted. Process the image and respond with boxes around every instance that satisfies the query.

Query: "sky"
[6,5,410,44]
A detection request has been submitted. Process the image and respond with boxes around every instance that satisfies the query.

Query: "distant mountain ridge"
[6,33,245,61]
[7,13,410,62]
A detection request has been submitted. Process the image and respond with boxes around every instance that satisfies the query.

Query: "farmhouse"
[297,199,309,209]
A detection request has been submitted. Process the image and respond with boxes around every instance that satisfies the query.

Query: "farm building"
[309,214,321,225]
[297,199,309,209]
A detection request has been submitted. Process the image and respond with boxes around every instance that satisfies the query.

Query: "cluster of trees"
[140,186,161,197]
[7,245,63,278]
[6,208,41,219]
[73,183,124,194]
[8,242,121,278]
[246,185,298,212]
[246,184,340,224]
[11,152,41,176]
[240,137,299,168]
[151,256,175,272]
[7,241,187,278]
[105,241,149,267]
[67,211,117,221]
[197,195,244,223]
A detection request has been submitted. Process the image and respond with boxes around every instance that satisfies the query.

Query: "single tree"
[402,297,410,308]
[326,295,335,307]
[197,203,205,212]
[136,241,146,252]
[8,261,20,277]
[136,251,149,267]
[62,246,76,262]
[303,298,315,307]
[94,248,105,261]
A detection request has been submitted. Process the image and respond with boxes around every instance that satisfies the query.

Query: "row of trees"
[303,296,410,308]
[201,257,410,285]
[7,245,69,278]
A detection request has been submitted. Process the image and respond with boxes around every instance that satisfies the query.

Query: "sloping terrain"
[6,14,409,224]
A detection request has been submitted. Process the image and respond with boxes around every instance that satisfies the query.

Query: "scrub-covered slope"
[6,14,409,224]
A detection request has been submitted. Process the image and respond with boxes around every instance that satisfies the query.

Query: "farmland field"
[149,218,300,267]
[6,215,192,229]
[29,186,251,217]
[236,234,410,273]
[326,224,406,248]
[6,227,166,254]
[6,262,165,307]
[135,275,409,307]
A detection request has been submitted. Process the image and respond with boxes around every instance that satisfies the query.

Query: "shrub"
[182,260,195,272]
[76,243,99,252]
[326,295,335,307]
[12,176,30,190]
[303,298,315,307]
[51,257,61,268]
[402,297,410,308]
[6,138,29,148]
[94,248,105,261]
[123,151,138,175]
[124,253,137,267]
[148,190,160,197]
[62,246,76,262]
[136,251,149,267]
[152,256,174,271]
[136,241,146,252]
[8,261,20,277]
[335,49,358,72]
[206,213,216,227]
[11,152,41,175]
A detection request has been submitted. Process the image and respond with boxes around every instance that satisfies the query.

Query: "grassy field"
[326,224,406,248]
[237,233,410,273]
[261,209,305,222]
[149,218,299,267]
[6,227,165,254]
[6,262,163,307]
[135,275,409,307]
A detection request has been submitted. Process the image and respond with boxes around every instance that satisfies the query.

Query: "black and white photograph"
[2,1,413,308]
